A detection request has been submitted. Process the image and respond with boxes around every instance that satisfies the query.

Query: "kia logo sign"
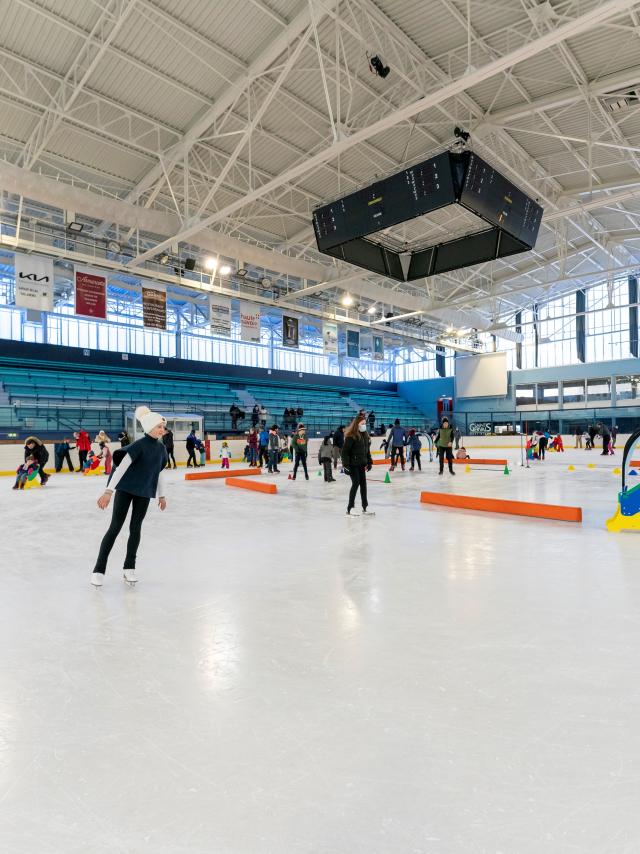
[18,271,50,282]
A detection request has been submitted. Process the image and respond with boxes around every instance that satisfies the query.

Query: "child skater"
[13,454,39,489]
[94,431,113,475]
[342,413,373,516]
[318,436,336,482]
[220,441,231,469]
[91,406,168,588]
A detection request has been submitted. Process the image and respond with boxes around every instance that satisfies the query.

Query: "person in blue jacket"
[408,429,423,471]
[389,419,407,471]
[186,429,200,468]
[91,406,168,588]
[258,425,270,468]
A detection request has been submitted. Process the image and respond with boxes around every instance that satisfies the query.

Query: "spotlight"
[219,265,232,276]
[369,54,390,79]
[107,240,121,253]
[158,253,169,265]
[236,268,248,278]
[261,277,271,287]
[454,126,471,144]
[67,221,84,233]
[357,304,365,313]
[341,293,354,307]
[367,305,377,315]
[204,257,217,271]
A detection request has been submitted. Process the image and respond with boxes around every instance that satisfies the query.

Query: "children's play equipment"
[606,428,640,532]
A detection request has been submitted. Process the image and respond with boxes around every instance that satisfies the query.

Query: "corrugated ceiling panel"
[1,1,83,75]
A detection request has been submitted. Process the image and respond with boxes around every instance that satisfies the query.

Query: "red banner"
[75,269,106,319]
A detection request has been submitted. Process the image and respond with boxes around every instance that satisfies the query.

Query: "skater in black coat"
[24,436,50,484]
[341,414,373,516]
[92,406,168,587]
[162,428,177,468]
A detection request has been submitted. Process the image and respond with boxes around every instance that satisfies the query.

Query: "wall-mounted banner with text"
[75,268,107,319]
[282,314,299,348]
[209,294,231,337]
[323,321,338,354]
[142,285,167,330]
[13,251,54,312]
[347,329,360,359]
[240,301,261,343]
[373,334,384,360]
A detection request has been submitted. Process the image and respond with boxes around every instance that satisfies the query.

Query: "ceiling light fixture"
[204,257,218,271]
[158,253,169,265]
[236,268,248,278]
[367,305,377,315]
[341,293,354,307]
[219,265,232,276]
[67,221,84,233]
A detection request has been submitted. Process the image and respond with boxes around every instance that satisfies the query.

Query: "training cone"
[465,464,471,473]
[503,464,510,475]
[317,469,322,476]
[384,472,391,484]
[631,470,638,477]
[287,473,292,480]
[613,467,621,475]
[587,463,596,469]
[567,465,575,471]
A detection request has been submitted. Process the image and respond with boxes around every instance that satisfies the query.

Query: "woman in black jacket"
[24,436,50,485]
[341,414,373,516]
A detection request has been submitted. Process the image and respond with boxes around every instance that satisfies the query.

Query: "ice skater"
[435,417,456,476]
[91,406,168,588]
[291,423,309,480]
[342,414,373,516]
[220,441,231,469]
[318,436,336,482]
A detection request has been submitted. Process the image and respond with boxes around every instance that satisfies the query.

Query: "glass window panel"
[562,381,585,403]
[586,377,612,402]
[537,382,559,404]
[516,385,536,405]
[615,375,640,402]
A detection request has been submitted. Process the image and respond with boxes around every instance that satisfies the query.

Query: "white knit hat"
[135,405,166,434]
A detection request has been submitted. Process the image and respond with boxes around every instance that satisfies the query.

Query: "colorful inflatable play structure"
[606,428,640,532]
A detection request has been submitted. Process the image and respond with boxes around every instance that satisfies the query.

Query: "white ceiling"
[2,0,640,337]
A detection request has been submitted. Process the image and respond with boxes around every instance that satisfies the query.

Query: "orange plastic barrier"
[185,468,260,481]
[226,477,277,494]
[372,458,391,466]
[420,491,582,522]
[452,458,508,466]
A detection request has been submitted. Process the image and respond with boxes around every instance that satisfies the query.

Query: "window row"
[515,375,640,407]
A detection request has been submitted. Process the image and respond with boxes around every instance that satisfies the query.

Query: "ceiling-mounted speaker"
[184,258,196,271]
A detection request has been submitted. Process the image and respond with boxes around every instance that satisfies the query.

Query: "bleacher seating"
[0,362,428,437]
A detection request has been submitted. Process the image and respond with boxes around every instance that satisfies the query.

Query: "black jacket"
[342,433,372,469]
[333,428,344,449]
[162,430,174,451]
[186,434,198,451]
[24,437,49,467]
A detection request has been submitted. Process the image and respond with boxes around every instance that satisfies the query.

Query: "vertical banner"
[209,294,231,336]
[142,285,167,330]
[282,314,299,348]
[14,252,55,311]
[75,268,107,319]
[323,321,338,354]
[373,335,384,360]
[240,301,261,342]
[347,329,360,359]
[360,331,373,359]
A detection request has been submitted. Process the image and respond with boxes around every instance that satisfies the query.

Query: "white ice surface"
[1,449,640,853]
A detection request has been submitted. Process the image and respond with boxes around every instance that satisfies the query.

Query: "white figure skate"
[123,569,138,587]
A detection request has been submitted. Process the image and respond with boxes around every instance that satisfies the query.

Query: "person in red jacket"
[247,427,259,467]
[75,429,91,472]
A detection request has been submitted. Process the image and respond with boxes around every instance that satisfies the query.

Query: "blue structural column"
[576,288,586,363]
[436,345,446,378]
[515,311,522,369]
[629,276,638,358]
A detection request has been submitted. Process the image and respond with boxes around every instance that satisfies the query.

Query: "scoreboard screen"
[312,151,456,251]
[460,153,543,246]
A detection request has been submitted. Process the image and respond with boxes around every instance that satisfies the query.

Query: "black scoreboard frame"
[312,150,543,282]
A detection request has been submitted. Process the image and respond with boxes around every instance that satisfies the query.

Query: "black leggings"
[322,459,333,481]
[391,446,405,468]
[55,451,74,472]
[438,446,454,473]
[94,491,150,574]
[348,466,368,511]
[411,450,421,470]
[293,452,308,478]
[165,449,176,468]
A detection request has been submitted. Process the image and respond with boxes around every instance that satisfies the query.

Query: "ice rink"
[2,449,640,853]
